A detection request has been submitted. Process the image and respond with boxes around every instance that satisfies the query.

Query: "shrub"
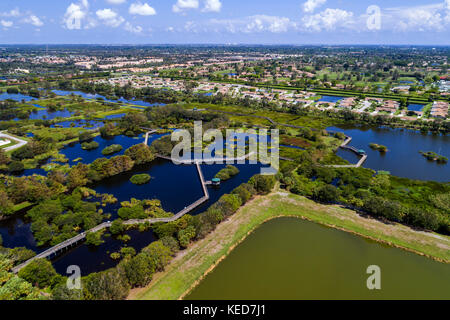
[8,161,24,173]
[102,144,123,156]
[160,236,180,254]
[82,267,130,300]
[85,230,105,246]
[18,259,58,289]
[249,174,276,195]
[0,149,10,165]
[142,241,173,271]
[178,226,196,248]
[78,131,94,142]
[122,253,155,287]
[110,219,125,235]
[11,141,49,160]
[130,174,151,185]
[214,165,240,181]
[232,183,256,204]
[313,184,340,203]
[81,141,99,150]
[6,247,36,265]
[118,204,145,220]
[213,194,242,218]
[125,144,155,165]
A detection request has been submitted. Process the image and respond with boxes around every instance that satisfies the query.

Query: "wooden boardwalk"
[12,222,112,274]
[156,152,255,164]
[325,135,368,168]
[12,162,210,274]
[144,129,158,145]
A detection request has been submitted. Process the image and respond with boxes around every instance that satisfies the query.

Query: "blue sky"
[0,0,449,44]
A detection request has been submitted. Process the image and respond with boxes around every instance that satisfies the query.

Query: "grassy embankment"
[130,190,450,300]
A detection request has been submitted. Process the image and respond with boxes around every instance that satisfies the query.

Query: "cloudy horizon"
[0,0,449,45]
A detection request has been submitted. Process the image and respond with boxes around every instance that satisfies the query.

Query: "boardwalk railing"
[12,222,112,273]
[12,162,210,274]
[156,152,255,165]
[144,129,158,145]
[324,134,368,168]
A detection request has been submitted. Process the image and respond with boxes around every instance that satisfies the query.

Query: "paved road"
[0,131,28,152]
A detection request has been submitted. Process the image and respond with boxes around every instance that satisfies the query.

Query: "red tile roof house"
[366,97,384,104]
[315,101,336,109]
[338,97,356,109]
[376,100,400,113]
[431,101,449,119]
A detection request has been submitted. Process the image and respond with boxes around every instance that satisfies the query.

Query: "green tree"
[122,253,155,288]
[249,174,276,195]
[142,241,173,271]
[18,259,58,289]
[83,267,130,300]
[125,144,155,165]
[85,230,105,246]
[313,184,340,203]
[110,219,125,235]
[178,226,196,248]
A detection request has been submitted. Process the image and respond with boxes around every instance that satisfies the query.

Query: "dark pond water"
[0,214,40,253]
[101,113,126,120]
[0,92,36,102]
[58,134,166,164]
[328,125,449,182]
[51,160,265,275]
[0,143,267,275]
[318,95,346,103]
[52,228,159,276]
[29,106,74,120]
[51,119,105,129]
[187,218,450,300]
[52,90,165,108]
[14,167,49,178]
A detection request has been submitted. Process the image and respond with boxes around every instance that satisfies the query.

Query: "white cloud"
[63,1,89,30]
[124,21,143,33]
[0,8,21,18]
[202,0,222,13]
[173,0,199,13]
[302,8,354,31]
[1,20,13,28]
[129,2,156,16]
[106,0,127,4]
[206,15,297,33]
[302,0,326,13]
[96,8,124,27]
[385,3,450,32]
[23,15,44,27]
[245,15,295,33]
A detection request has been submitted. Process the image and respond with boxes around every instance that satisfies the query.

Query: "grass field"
[129,189,450,300]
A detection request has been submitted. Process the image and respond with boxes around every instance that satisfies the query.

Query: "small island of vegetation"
[130,174,151,185]
[215,165,240,181]
[369,143,388,152]
[420,151,448,163]
[81,141,99,150]
[102,144,123,156]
